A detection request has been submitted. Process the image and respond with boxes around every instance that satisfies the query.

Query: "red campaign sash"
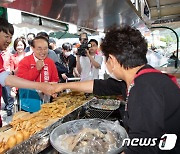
[125,68,179,111]
[135,68,179,88]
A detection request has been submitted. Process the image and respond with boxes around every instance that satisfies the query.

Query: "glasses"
[36,47,48,52]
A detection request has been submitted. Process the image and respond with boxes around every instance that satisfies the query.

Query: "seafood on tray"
[50,119,128,154]
[58,127,117,153]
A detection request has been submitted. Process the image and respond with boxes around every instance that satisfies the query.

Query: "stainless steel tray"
[50,119,128,154]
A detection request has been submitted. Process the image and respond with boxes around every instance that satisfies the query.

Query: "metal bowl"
[50,119,128,154]
[88,99,124,119]
[90,99,122,111]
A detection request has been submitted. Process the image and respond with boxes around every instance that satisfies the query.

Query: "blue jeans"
[2,86,14,110]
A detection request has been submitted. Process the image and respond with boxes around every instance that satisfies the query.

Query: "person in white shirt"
[76,39,103,81]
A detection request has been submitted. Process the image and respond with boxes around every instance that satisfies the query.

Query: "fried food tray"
[5,98,92,154]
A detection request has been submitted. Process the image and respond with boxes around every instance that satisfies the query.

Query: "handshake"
[37,80,92,96]
[37,82,64,96]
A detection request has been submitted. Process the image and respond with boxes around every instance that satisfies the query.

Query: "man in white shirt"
[76,39,103,81]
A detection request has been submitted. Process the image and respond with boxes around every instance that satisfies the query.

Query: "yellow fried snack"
[4,92,92,151]
[38,91,90,119]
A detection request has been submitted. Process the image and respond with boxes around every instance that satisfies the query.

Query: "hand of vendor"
[50,80,94,94]
[50,82,64,93]
[37,82,55,96]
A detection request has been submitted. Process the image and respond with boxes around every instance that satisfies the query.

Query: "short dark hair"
[62,42,72,51]
[49,38,56,44]
[27,33,35,38]
[101,25,147,69]
[79,32,88,41]
[37,32,49,39]
[31,36,49,47]
[89,39,98,46]
[0,17,14,35]
[20,36,26,41]
[13,37,26,51]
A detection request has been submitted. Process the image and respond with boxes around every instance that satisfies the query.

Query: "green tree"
[160,35,173,46]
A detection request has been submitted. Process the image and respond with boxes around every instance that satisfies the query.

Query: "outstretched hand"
[50,82,64,94]
[38,82,55,95]
[39,82,68,96]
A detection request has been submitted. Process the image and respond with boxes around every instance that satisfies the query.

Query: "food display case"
[0,92,126,154]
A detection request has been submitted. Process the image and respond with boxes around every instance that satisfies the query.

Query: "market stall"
[0,92,126,154]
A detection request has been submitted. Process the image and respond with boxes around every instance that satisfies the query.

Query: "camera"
[77,43,92,56]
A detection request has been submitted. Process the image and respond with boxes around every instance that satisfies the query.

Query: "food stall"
[0,92,127,153]
[0,0,149,154]
[1,0,179,153]
[0,0,149,153]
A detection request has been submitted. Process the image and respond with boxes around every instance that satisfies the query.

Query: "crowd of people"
[0,17,180,154]
[0,17,104,117]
